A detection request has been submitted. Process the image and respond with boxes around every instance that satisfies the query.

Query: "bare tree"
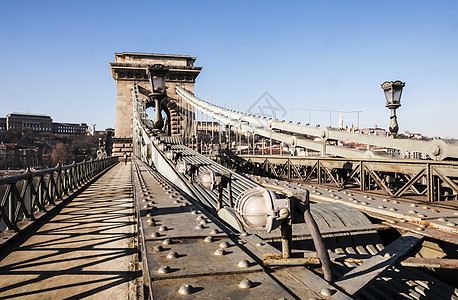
[51,143,73,165]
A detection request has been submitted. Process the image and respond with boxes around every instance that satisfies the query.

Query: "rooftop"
[8,112,51,118]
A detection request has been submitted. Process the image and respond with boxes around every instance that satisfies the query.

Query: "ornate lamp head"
[381,80,405,109]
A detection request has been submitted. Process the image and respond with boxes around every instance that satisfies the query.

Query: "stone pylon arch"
[109,52,202,156]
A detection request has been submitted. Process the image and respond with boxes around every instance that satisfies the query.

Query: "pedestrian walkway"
[0,162,138,300]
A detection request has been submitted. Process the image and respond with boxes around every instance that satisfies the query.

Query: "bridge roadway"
[0,163,138,300]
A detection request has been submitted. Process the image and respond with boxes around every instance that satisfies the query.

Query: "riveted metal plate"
[151,272,293,299]
[145,237,263,280]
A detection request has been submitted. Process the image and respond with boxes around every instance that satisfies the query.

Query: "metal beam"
[335,232,424,296]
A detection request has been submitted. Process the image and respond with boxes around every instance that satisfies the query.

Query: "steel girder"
[215,155,458,202]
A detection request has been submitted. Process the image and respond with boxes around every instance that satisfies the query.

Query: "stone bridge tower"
[109,52,202,156]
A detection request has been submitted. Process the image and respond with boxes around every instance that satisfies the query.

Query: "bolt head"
[163,238,173,245]
[239,279,252,289]
[158,265,171,274]
[219,241,230,248]
[320,288,332,296]
[238,260,250,268]
[214,248,226,256]
[153,245,164,252]
[178,284,193,295]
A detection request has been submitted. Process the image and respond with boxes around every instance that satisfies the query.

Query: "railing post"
[8,186,15,231]
[317,159,321,184]
[359,160,365,191]
[23,168,33,219]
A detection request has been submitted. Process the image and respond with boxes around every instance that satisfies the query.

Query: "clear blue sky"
[1,0,457,138]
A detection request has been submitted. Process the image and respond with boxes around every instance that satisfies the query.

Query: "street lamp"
[381,80,405,135]
[146,64,169,130]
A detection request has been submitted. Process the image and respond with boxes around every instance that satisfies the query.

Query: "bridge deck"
[0,163,137,300]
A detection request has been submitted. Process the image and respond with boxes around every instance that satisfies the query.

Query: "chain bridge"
[1,52,457,299]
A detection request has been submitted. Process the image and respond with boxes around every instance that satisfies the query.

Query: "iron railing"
[213,154,458,202]
[0,157,118,232]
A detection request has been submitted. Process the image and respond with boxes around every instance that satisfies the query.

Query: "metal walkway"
[0,163,138,300]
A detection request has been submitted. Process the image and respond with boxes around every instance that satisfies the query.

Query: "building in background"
[0,112,90,135]
[52,123,89,135]
[6,113,52,132]
[0,118,6,132]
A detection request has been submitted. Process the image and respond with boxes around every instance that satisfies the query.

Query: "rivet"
[143,204,150,209]
[191,209,198,215]
[256,242,265,247]
[329,194,335,197]
[147,220,156,227]
[178,284,193,295]
[446,222,456,227]
[151,232,160,238]
[146,212,152,217]
[200,219,208,225]
[163,238,173,245]
[417,214,426,218]
[416,227,424,231]
[438,217,446,222]
[320,288,332,296]
[361,202,368,206]
[173,199,181,203]
[210,229,219,234]
[214,248,226,256]
[238,260,250,268]
[151,206,158,211]
[158,265,171,274]
[378,205,386,209]
[392,200,398,204]
[410,204,417,208]
[400,219,406,223]
[204,236,214,243]
[239,279,252,289]
[419,224,426,228]
[383,253,391,258]
[389,220,396,224]
[389,208,397,212]
[431,209,439,213]
[408,210,417,214]
[363,195,368,198]
[241,232,249,237]
[196,215,204,221]
[367,197,373,200]
[195,224,204,230]
[352,200,359,204]
[219,241,230,248]
[334,196,341,200]
[147,218,155,223]
[167,251,178,259]
[422,206,429,210]
[159,225,168,231]
[454,212,458,216]
[153,245,164,252]
[383,199,388,202]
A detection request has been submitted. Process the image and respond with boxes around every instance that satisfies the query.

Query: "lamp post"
[146,64,169,130]
[381,80,405,135]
